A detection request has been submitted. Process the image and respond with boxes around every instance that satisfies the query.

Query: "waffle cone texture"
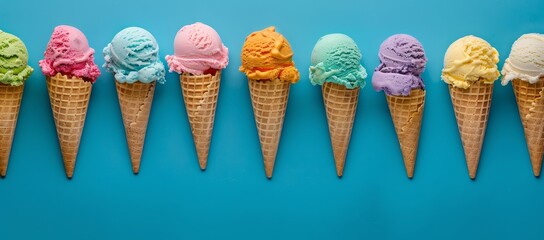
[512,79,544,177]
[0,84,24,177]
[449,81,493,179]
[47,73,92,179]
[386,89,425,178]
[248,79,290,178]
[322,82,359,177]
[180,72,221,170]
[116,81,155,174]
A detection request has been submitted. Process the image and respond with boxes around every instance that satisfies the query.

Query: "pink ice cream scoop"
[39,25,100,83]
[165,22,229,75]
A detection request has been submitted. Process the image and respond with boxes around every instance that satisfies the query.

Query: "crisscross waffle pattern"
[249,79,290,178]
[181,72,221,170]
[386,89,425,178]
[512,79,544,177]
[449,81,493,179]
[116,81,155,174]
[322,82,359,177]
[0,84,23,177]
[47,73,92,178]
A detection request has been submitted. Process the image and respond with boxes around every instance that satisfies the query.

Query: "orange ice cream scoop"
[239,27,300,83]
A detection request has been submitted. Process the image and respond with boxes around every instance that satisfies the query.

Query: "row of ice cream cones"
[0,24,229,179]
[1,73,542,180]
[1,25,543,181]
[42,72,220,178]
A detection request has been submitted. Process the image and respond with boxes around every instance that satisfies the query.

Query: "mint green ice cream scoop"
[0,30,33,86]
[309,34,367,89]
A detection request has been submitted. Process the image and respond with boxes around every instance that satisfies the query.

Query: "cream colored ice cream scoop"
[501,33,544,85]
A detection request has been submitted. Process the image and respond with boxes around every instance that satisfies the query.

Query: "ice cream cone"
[0,84,24,177]
[248,79,290,178]
[47,73,92,178]
[180,72,221,170]
[512,79,544,176]
[386,89,425,178]
[116,81,155,174]
[322,82,359,177]
[449,81,493,179]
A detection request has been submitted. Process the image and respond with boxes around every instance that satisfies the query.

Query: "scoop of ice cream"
[39,25,100,83]
[239,27,300,83]
[441,35,499,89]
[372,34,427,96]
[309,33,367,89]
[165,22,228,75]
[0,30,33,86]
[501,33,544,85]
[103,27,165,84]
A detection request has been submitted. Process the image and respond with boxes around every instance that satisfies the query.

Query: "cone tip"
[0,169,6,178]
[64,159,75,179]
[406,168,414,179]
[199,162,207,171]
[336,166,344,178]
[529,155,542,177]
[532,166,541,177]
[264,160,274,179]
[468,165,477,180]
[132,161,140,175]
[197,151,209,171]
[265,166,274,179]
[336,167,344,177]
[333,155,346,178]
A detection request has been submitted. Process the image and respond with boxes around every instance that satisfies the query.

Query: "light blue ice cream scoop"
[103,27,165,84]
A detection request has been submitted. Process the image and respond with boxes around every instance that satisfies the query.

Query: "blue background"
[1,0,544,239]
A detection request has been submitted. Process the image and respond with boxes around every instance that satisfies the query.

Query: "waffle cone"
[512,79,544,177]
[386,89,425,178]
[322,82,359,177]
[248,79,290,178]
[449,81,493,179]
[116,81,155,174]
[0,84,24,177]
[180,72,221,170]
[47,73,92,179]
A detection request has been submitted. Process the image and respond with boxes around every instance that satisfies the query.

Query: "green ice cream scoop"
[309,33,367,89]
[0,30,33,86]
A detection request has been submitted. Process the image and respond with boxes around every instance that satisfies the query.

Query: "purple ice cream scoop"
[372,34,427,96]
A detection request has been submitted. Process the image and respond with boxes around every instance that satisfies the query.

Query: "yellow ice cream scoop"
[441,35,500,89]
[239,27,300,83]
